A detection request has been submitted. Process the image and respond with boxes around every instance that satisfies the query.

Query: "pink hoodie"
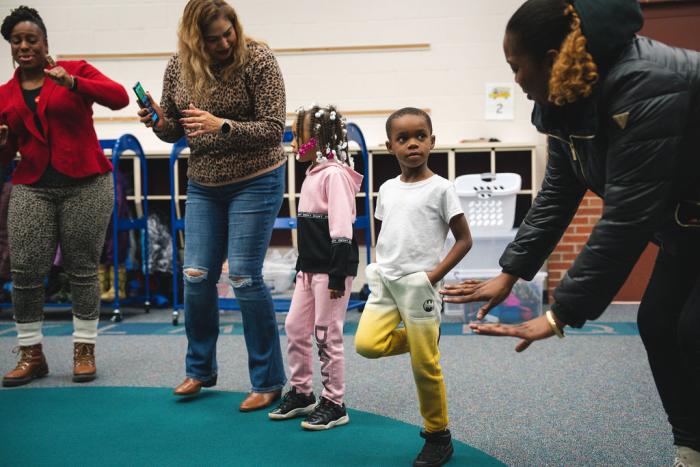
[295,161,364,290]
[297,162,363,239]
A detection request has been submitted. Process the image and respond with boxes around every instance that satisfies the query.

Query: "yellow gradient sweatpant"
[355,263,447,432]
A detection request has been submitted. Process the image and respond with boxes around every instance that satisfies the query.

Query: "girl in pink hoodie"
[268,105,363,431]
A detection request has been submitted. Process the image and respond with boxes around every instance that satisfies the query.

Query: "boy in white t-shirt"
[355,108,472,467]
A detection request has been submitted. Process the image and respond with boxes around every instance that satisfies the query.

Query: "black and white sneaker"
[413,429,454,467]
[268,387,316,420]
[300,396,350,430]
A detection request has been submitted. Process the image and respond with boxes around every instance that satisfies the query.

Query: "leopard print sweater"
[155,41,286,185]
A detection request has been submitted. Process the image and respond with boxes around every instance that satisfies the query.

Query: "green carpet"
[0,387,502,466]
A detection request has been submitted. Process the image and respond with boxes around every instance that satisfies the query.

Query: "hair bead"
[294,104,353,168]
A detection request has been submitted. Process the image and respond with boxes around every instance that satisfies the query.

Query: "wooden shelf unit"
[110,142,537,249]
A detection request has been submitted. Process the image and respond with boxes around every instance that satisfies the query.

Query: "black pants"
[638,234,700,451]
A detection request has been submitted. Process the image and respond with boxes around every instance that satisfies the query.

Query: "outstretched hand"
[469,314,558,352]
[440,272,518,319]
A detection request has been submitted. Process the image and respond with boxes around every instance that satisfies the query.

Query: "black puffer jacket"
[500,2,700,328]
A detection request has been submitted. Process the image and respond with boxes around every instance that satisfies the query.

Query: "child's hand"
[329,289,344,300]
[426,270,439,285]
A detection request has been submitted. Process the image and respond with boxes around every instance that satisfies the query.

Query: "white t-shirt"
[375,174,463,279]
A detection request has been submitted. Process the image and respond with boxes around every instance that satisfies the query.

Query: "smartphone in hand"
[133,81,159,124]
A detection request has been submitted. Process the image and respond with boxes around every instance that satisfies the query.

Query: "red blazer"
[0,60,129,185]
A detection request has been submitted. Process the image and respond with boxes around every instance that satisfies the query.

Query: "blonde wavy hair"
[548,4,599,106]
[178,0,251,100]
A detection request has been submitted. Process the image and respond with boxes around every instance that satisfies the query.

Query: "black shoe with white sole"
[300,396,349,430]
[268,387,316,420]
[413,429,454,467]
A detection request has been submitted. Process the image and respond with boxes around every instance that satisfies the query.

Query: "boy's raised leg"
[355,265,408,358]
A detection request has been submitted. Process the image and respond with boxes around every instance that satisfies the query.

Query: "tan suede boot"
[2,344,49,387]
[100,266,127,301]
[73,343,96,383]
[117,265,127,300]
[98,264,109,295]
[100,266,114,302]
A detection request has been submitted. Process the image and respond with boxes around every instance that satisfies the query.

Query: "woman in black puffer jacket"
[442,0,700,462]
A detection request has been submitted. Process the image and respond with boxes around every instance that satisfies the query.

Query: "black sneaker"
[268,387,316,420]
[300,396,350,430]
[413,429,454,467]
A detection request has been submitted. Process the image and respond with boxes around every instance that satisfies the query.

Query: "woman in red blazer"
[0,6,129,387]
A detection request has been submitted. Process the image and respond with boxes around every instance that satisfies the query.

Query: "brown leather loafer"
[239,389,282,412]
[173,376,217,396]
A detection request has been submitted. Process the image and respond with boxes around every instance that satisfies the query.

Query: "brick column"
[547,191,602,298]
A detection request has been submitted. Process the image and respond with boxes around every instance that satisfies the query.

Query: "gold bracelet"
[546,310,565,339]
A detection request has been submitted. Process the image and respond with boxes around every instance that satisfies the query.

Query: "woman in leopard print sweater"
[138,0,287,409]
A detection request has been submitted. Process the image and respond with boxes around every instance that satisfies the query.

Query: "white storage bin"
[443,229,517,271]
[442,269,547,323]
[455,173,521,235]
[219,252,298,297]
[262,249,298,295]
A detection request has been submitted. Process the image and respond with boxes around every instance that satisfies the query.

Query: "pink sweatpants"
[285,272,352,405]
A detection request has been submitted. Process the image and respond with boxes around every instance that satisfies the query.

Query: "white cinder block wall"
[0,0,546,182]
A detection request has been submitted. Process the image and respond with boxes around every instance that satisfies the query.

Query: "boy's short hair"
[385,107,432,139]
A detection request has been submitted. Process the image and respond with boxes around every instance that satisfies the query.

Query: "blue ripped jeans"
[183,164,286,392]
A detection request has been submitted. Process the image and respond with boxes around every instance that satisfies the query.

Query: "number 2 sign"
[485,83,515,120]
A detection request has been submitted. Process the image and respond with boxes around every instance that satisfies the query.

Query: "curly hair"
[296,105,352,168]
[548,4,598,106]
[506,0,598,106]
[178,0,251,101]
[1,5,47,42]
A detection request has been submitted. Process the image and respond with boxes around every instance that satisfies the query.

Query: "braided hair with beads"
[295,104,353,168]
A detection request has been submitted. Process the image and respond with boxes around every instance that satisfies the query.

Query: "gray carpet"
[0,304,671,466]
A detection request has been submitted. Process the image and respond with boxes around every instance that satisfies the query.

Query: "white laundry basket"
[454,173,521,235]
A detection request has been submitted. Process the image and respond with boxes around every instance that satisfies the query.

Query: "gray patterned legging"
[8,173,113,323]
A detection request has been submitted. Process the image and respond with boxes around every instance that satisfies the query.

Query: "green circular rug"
[0,387,501,466]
